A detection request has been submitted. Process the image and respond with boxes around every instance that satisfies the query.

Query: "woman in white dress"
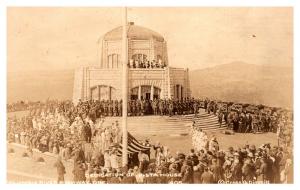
[109,150,119,170]
[156,148,164,166]
[104,150,111,170]
[101,130,106,153]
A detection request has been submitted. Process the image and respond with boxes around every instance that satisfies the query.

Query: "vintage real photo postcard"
[6,7,293,184]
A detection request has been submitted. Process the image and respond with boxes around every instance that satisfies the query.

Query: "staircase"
[103,109,227,136]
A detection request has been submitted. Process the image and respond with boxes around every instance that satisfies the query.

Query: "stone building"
[72,22,191,104]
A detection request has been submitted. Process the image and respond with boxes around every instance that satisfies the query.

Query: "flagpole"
[121,7,128,167]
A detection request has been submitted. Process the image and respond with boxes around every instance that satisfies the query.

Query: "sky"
[7,7,293,72]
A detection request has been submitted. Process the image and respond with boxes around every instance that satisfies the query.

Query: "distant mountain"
[189,62,293,109]
[7,69,74,103]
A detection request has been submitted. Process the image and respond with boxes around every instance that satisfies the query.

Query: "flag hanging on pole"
[117,132,151,157]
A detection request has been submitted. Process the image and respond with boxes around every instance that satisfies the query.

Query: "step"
[196,124,226,129]
[195,118,218,122]
[195,126,226,130]
[196,124,227,129]
[195,121,221,125]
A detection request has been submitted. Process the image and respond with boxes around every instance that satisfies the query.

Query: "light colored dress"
[110,153,119,169]
[104,152,111,169]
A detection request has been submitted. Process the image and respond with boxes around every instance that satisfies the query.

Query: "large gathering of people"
[7,97,293,184]
[127,58,167,69]
[23,98,201,120]
[7,101,42,112]
[202,99,293,136]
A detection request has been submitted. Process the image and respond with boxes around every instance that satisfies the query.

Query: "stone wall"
[168,67,191,99]
[73,66,191,103]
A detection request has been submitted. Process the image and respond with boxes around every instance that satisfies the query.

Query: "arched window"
[107,54,120,68]
[90,85,116,100]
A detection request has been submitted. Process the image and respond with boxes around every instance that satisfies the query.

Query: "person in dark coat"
[201,167,214,184]
[117,100,122,116]
[121,169,137,184]
[210,158,223,182]
[218,111,223,128]
[73,162,87,183]
[84,122,92,143]
[168,101,174,117]
[107,169,121,184]
[242,156,256,181]
[73,144,85,166]
[181,160,194,184]
[54,156,66,183]
[245,113,253,133]
[193,166,202,183]
[231,158,243,182]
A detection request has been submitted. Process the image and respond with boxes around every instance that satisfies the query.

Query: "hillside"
[7,69,74,103]
[189,62,293,108]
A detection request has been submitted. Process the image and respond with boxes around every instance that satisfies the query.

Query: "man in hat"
[138,150,149,174]
[218,110,223,128]
[201,167,214,184]
[209,136,219,153]
[157,100,163,116]
[168,101,174,117]
[231,154,243,182]
[242,154,256,181]
[73,144,85,166]
[54,156,66,184]
[210,158,223,183]
[121,168,137,184]
[181,159,194,184]
[245,113,253,133]
[117,100,122,116]
[74,161,87,183]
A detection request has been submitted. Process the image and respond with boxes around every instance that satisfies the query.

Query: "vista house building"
[72,22,191,104]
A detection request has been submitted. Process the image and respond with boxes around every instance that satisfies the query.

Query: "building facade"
[73,22,191,104]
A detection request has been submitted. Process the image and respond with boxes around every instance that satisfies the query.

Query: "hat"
[178,153,185,159]
[170,157,175,163]
[249,145,256,150]
[233,152,239,156]
[248,153,254,158]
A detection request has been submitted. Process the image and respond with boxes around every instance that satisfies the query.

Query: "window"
[107,54,120,68]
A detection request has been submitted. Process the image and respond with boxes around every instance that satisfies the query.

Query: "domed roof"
[103,22,164,42]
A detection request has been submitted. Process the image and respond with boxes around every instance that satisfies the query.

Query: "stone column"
[160,88,163,99]
[174,85,177,100]
[150,84,154,100]
[167,67,171,99]
[97,86,100,100]
[178,85,181,100]
[108,86,111,100]
[138,85,141,100]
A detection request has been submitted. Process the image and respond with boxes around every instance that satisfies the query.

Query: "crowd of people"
[7,98,293,184]
[7,101,41,112]
[127,58,167,69]
[54,140,293,184]
[202,99,293,137]
[25,98,201,120]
